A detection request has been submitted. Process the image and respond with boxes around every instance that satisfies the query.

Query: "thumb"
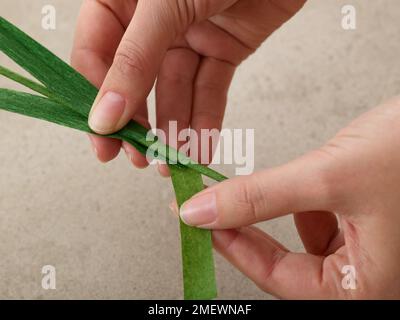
[88,1,178,134]
[179,151,339,229]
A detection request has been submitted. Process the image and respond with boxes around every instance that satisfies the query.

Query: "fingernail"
[92,145,98,158]
[157,162,170,177]
[88,135,101,161]
[180,192,217,227]
[123,147,134,164]
[169,201,179,216]
[89,139,98,157]
[89,92,125,134]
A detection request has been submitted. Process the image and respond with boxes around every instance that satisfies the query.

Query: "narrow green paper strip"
[0,16,225,299]
[0,17,227,183]
[170,166,217,300]
[0,87,218,299]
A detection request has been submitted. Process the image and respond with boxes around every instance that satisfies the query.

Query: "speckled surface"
[0,0,399,299]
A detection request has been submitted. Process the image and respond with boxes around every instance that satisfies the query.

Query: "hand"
[177,97,400,299]
[71,0,306,173]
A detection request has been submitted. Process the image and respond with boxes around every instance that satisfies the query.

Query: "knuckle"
[174,0,195,27]
[153,0,194,32]
[259,249,287,290]
[113,40,148,78]
[158,70,193,86]
[191,109,224,123]
[269,0,306,17]
[234,175,266,223]
[194,78,227,93]
[194,82,217,94]
[309,149,345,209]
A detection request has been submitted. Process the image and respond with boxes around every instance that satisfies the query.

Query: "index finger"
[72,0,134,86]
[71,0,135,162]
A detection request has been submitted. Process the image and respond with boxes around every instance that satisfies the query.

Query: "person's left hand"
[71,0,306,174]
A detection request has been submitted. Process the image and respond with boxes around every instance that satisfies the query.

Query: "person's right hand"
[71,0,306,173]
[176,96,400,299]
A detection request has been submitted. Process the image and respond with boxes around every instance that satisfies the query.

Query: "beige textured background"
[0,0,399,299]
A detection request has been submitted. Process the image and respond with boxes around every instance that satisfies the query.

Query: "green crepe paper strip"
[0,17,227,299]
[0,17,227,183]
[0,88,218,300]
[169,165,217,300]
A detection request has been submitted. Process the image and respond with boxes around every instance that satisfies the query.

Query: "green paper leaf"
[170,165,217,300]
[0,17,227,182]
[0,17,228,299]
[0,16,96,118]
